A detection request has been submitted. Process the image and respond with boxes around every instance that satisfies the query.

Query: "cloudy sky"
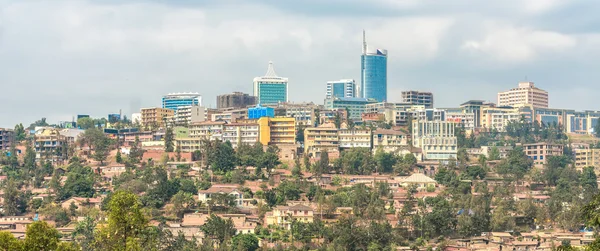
[1,0,599,127]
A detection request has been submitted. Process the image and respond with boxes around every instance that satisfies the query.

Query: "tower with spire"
[253,61,289,105]
[360,30,388,102]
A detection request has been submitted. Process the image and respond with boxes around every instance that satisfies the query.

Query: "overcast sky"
[1,0,599,127]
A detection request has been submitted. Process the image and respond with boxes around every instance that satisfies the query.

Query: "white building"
[223,123,259,148]
[174,105,206,126]
[412,120,458,160]
[339,128,371,149]
[326,79,356,99]
[253,61,288,105]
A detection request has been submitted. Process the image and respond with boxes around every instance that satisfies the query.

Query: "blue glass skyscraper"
[360,30,388,102]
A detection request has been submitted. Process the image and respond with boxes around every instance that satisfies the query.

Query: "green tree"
[211,141,237,173]
[72,216,96,250]
[24,221,60,251]
[164,126,175,152]
[14,123,26,141]
[169,191,196,218]
[201,214,236,245]
[61,161,96,199]
[488,146,500,161]
[129,135,144,163]
[595,121,600,138]
[0,230,23,250]
[115,150,123,164]
[2,179,25,216]
[77,117,95,130]
[56,242,81,251]
[374,148,397,173]
[231,234,259,251]
[296,125,306,144]
[495,147,532,181]
[94,190,149,250]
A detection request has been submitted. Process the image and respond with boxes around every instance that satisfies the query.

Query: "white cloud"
[462,25,576,62]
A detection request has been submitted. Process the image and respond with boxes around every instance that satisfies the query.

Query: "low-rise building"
[304,122,339,158]
[222,123,259,148]
[372,129,409,154]
[338,128,371,149]
[265,204,314,229]
[198,185,244,207]
[0,128,15,151]
[141,107,175,128]
[189,121,226,140]
[574,148,600,171]
[412,120,457,160]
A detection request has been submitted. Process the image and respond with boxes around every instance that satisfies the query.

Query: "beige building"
[265,204,314,229]
[522,142,563,167]
[498,82,548,108]
[412,120,457,160]
[174,105,206,126]
[304,122,339,158]
[372,129,409,154]
[339,128,371,149]
[222,123,259,148]
[198,185,244,207]
[141,107,175,128]
[575,148,600,171]
[480,106,522,131]
[189,121,226,140]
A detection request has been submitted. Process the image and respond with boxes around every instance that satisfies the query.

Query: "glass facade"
[162,94,200,111]
[257,82,287,105]
[361,51,387,102]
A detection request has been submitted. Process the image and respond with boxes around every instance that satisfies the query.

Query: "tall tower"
[253,61,289,105]
[360,30,388,102]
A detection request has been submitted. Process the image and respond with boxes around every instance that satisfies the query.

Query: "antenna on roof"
[362,29,367,55]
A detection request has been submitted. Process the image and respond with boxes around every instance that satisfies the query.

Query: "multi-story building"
[444,108,477,131]
[253,61,288,105]
[324,97,377,121]
[123,131,155,146]
[575,148,600,171]
[34,128,68,162]
[248,105,275,119]
[281,102,320,126]
[480,106,522,131]
[141,107,175,128]
[162,93,201,111]
[339,128,371,149]
[498,82,548,108]
[372,129,409,154]
[173,105,206,126]
[304,122,339,158]
[189,121,226,141]
[0,128,15,151]
[257,117,296,146]
[175,138,202,153]
[412,120,458,160]
[326,79,356,99]
[265,204,314,230]
[223,123,259,148]
[217,92,257,109]
[459,100,497,128]
[361,31,388,102]
[522,142,563,167]
[401,91,434,108]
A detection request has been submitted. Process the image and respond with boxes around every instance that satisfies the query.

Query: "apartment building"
[575,148,600,171]
[257,117,296,146]
[498,82,548,108]
[34,128,68,162]
[265,204,314,230]
[123,131,155,146]
[174,105,206,126]
[304,122,339,158]
[401,91,434,108]
[444,108,476,131]
[189,121,226,141]
[412,120,458,160]
[339,128,371,149]
[175,138,202,153]
[0,128,15,151]
[324,97,377,121]
[372,129,409,154]
[281,103,319,126]
[522,142,564,167]
[141,107,175,128]
[222,123,259,148]
[217,92,257,109]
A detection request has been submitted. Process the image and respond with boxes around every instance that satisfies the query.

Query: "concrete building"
[33,128,76,162]
[223,123,259,148]
[480,106,522,131]
[174,105,206,126]
[253,61,288,105]
[339,128,371,149]
[257,117,296,146]
[265,204,314,230]
[280,102,320,126]
[189,121,226,141]
[412,120,458,160]
[575,148,600,171]
[523,142,563,167]
[498,82,548,108]
[0,128,15,151]
[324,97,377,121]
[326,79,356,99]
[141,107,175,128]
[198,185,244,207]
[217,92,257,109]
[361,30,388,102]
[444,108,477,131]
[401,91,434,108]
[162,92,201,111]
[304,122,339,158]
[372,129,409,154]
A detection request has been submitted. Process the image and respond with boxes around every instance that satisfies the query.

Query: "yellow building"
[575,148,600,172]
[304,122,339,158]
[141,107,174,128]
[265,204,314,229]
[257,117,295,145]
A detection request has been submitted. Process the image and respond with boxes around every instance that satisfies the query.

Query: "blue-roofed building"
[248,105,275,119]
[162,93,201,111]
[324,97,378,121]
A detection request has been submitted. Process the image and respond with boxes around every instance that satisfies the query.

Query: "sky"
[1,0,600,127]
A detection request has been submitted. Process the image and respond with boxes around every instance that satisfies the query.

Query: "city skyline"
[2,0,600,127]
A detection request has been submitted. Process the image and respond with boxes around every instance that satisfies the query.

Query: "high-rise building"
[253,61,288,105]
[361,30,388,102]
[217,92,257,109]
[141,107,175,128]
[162,93,201,111]
[326,79,356,99]
[401,91,434,108]
[0,128,14,151]
[498,82,548,108]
